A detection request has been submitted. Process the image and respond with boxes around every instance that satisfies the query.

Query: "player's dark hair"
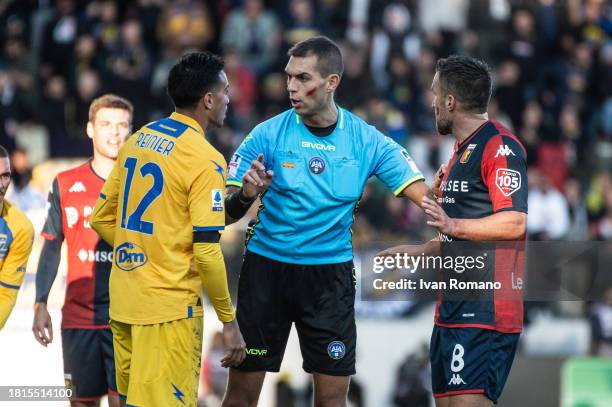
[167,51,225,109]
[288,36,344,77]
[0,145,8,158]
[435,55,492,113]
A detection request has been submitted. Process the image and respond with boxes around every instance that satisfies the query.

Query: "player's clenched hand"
[242,154,274,199]
[220,319,246,368]
[422,196,456,236]
[32,303,53,347]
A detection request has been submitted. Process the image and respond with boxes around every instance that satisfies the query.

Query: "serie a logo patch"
[460,144,477,164]
[211,189,223,211]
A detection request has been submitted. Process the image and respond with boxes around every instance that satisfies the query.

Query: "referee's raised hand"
[242,153,274,199]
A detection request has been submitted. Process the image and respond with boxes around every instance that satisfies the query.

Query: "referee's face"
[285,55,329,116]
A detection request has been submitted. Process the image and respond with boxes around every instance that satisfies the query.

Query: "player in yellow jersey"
[91,52,250,407]
[0,144,35,331]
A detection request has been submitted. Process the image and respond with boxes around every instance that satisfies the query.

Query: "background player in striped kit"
[32,94,133,407]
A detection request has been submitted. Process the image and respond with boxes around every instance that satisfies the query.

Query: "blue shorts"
[430,325,519,403]
[62,328,117,401]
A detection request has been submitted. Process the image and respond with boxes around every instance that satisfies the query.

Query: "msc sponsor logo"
[245,348,268,356]
[327,340,346,360]
[78,249,113,263]
[308,157,326,174]
[114,242,147,271]
[301,141,335,151]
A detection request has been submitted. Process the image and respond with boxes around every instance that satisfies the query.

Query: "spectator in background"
[223,49,257,130]
[335,43,375,110]
[370,2,420,94]
[594,186,612,240]
[282,0,321,51]
[157,0,215,54]
[220,0,281,76]
[6,148,45,212]
[39,0,78,79]
[565,177,589,240]
[527,168,570,240]
[507,8,540,100]
[86,0,121,53]
[590,287,612,356]
[107,18,150,126]
[2,36,36,119]
[70,34,108,88]
[40,75,71,157]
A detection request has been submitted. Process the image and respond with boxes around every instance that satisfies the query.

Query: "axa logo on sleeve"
[114,242,147,271]
[496,168,521,196]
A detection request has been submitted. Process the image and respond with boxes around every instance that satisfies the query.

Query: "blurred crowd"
[0,0,611,243]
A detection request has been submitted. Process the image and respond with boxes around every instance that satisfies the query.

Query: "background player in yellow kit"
[0,144,34,331]
[91,52,245,407]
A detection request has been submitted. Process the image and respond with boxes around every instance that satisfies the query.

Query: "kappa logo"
[494,145,515,158]
[448,374,467,386]
[68,182,87,193]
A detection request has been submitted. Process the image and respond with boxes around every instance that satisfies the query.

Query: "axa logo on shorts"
[114,242,147,271]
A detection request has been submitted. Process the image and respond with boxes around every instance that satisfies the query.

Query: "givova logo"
[114,242,147,271]
[327,341,346,360]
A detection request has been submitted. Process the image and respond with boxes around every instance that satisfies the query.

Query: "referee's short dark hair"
[167,51,225,109]
[435,55,492,113]
[0,145,8,158]
[288,36,344,78]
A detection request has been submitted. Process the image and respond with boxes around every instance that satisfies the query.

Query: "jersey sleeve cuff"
[226,180,243,188]
[393,175,426,196]
[193,226,224,232]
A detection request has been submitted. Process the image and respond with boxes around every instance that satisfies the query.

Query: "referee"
[222,36,430,407]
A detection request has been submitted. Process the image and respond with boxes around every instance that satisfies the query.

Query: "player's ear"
[446,94,456,112]
[326,74,341,93]
[86,121,94,140]
[201,92,214,111]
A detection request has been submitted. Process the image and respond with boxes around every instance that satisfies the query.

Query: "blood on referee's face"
[285,54,334,117]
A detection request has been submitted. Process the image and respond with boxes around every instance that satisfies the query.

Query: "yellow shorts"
[110,316,203,407]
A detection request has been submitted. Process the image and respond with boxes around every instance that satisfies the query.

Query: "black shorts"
[235,250,356,376]
[430,325,520,403]
[62,328,117,401]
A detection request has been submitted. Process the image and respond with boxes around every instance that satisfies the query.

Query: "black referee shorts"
[235,250,356,376]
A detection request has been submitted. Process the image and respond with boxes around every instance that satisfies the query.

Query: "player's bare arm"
[422,196,527,240]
